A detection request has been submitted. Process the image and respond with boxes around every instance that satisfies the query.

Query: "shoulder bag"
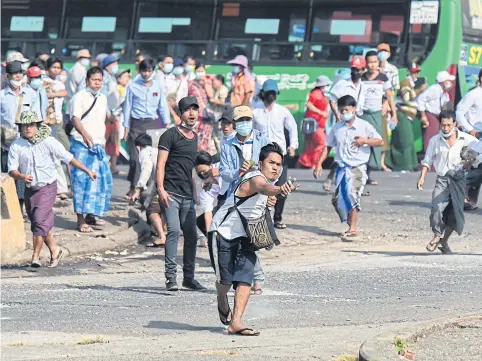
[65,95,98,137]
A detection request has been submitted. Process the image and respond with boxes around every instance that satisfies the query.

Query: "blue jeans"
[162,193,198,281]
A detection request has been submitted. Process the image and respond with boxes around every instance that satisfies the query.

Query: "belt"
[131,117,155,121]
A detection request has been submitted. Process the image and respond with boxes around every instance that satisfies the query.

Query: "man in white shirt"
[455,68,482,139]
[417,71,455,154]
[314,95,383,237]
[417,110,478,254]
[252,79,299,229]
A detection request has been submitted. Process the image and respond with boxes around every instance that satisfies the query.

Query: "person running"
[156,96,206,291]
[70,67,113,233]
[298,75,332,169]
[314,95,383,237]
[8,111,96,268]
[209,142,297,335]
[417,110,478,254]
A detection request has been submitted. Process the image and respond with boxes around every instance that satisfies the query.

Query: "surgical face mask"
[163,63,173,74]
[184,65,194,74]
[9,79,22,88]
[232,65,242,75]
[235,120,253,136]
[30,78,42,90]
[195,72,205,80]
[440,129,454,138]
[86,87,99,96]
[79,58,90,67]
[141,73,154,82]
[341,111,354,122]
[444,81,452,90]
[173,67,183,76]
[378,51,390,62]
[110,65,119,75]
[181,120,197,131]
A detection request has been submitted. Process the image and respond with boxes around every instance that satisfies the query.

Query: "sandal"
[426,238,440,252]
[342,230,358,237]
[57,193,69,200]
[77,224,93,233]
[144,238,165,248]
[218,296,232,326]
[367,179,378,185]
[274,222,287,229]
[228,328,260,336]
[85,216,106,227]
[49,249,65,268]
[323,181,332,192]
[30,259,41,268]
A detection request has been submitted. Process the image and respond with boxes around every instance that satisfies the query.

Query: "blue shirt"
[0,86,41,126]
[220,129,269,197]
[28,85,48,120]
[122,78,170,128]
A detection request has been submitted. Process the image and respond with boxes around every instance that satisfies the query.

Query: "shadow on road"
[285,224,340,237]
[64,283,217,296]
[343,250,482,257]
[145,320,223,333]
[387,200,430,208]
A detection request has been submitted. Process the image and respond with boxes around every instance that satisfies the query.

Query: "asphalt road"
[2,169,482,361]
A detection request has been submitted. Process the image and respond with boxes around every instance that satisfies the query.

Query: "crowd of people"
[1,45,481,336]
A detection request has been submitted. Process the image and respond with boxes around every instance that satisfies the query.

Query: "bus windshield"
[462,0,482,43]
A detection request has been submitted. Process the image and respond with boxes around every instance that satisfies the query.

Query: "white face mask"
[181,121,197,130]
[9,79,22,88]
[444,81,452,90]
[440,129,454,138]
[195,72,205,80]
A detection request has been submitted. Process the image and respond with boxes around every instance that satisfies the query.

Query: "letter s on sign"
[468,46,482,65]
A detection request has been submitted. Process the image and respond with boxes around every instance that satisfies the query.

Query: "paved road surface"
[2,169,482,361]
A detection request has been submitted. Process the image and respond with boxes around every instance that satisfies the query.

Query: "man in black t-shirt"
[157,96,206,291]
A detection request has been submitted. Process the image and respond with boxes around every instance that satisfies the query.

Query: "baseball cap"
[409,63,421,73]
[314,75,332,87]
[178,96,199,112]
[262,79,278,92]
[116,68,131,79]
[377,43,391,52]
[220,106,234,122]
[6,51,29,63]
[6,61,23,74]
[26,66,42,78]
[173,58,184,67]
[102,54,118,68]
[350,56,366,69]
[233,106,253,121]
[436,71,455,83]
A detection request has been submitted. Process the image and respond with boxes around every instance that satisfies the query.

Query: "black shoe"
[166,278,179,291]
[182,278,207,291]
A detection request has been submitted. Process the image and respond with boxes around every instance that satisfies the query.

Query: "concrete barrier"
[1,173,26,263]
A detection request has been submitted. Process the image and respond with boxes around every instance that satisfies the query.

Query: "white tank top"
[210,170,269,240]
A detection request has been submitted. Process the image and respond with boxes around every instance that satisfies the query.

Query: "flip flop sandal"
[426,240,439,252]
[228,328,260,336]
[464,204,478,211]
[144,241,165,248]
[57,194,69,200]
[274,222,287,229]
[30,260,41,268]
[342,231,358,237]
[218,296,232,326]
[77,224,93,233]
[85,217,106,226]
[49,250,65,268]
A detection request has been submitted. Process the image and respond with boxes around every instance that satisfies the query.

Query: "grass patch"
[77,336,105,345]
[393,337,409,353]
[7,342,25,347]
[330,354,357,361]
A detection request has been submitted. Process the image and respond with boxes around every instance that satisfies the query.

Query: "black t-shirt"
[158,127,198,198]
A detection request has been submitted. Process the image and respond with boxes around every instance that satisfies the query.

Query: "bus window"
[309,2,408,65]
[1,0,62,39]
[135,0,213,41]
[461,0,482,43]
[214,0,308,62]
[63,0,132,57]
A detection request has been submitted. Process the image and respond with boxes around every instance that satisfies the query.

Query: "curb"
[358,314,482,361]
[2,207,151,266]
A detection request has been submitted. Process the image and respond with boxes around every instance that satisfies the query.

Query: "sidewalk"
[1,199,147,266]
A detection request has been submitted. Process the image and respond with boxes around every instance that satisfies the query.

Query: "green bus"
[2,0,481,151]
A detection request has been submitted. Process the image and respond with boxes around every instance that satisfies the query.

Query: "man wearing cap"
[1,51,29,90]
[457,68,482,210]
[101,54,120,112]
[26,66,48,121]
[66,49,91,101]
[123,58,170,197]
[377,43,400,91]
[298,75,332,169]
[417,70,455,154]
[8,110,96,268]
[329,56,367,121]
[156,96,206,292]
[227,55,254,106]
[252,79,299,229]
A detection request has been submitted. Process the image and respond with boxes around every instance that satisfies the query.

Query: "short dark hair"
[439,110,456,122]
[195,63,205,71]
[365,50,378,60]
[86,66,103,79]
[157,54,173,63]
[195,151,212,166]
[30,59,47,71]
[259,142,284,163]
[139,58,156,72]
[337,95,357,108]
[46,57,63,70]
[215,74,225,84]
[184,55,195,63]
[134,133,152,147]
